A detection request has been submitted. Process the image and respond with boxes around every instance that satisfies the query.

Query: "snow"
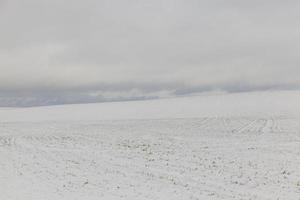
[0,91,300,199]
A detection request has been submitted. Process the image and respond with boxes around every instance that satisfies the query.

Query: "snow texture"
[0,91,300,200]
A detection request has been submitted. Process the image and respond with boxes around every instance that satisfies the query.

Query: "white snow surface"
[0,91,300,199]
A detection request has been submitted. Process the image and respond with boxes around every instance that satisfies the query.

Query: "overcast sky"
[1,0,300,106]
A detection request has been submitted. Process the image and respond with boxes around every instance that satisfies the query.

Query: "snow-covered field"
[0,91,300,200]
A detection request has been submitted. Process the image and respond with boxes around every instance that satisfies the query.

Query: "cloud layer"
[1,0,300,106]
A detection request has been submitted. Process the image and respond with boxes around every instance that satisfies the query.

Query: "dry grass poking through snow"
[0,116,300,200]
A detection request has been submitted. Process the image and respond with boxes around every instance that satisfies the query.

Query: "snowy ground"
[0,91,300,200]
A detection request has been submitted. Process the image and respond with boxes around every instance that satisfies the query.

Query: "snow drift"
[1,90,300,122]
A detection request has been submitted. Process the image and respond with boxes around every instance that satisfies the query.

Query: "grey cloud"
[1,0,300,106]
